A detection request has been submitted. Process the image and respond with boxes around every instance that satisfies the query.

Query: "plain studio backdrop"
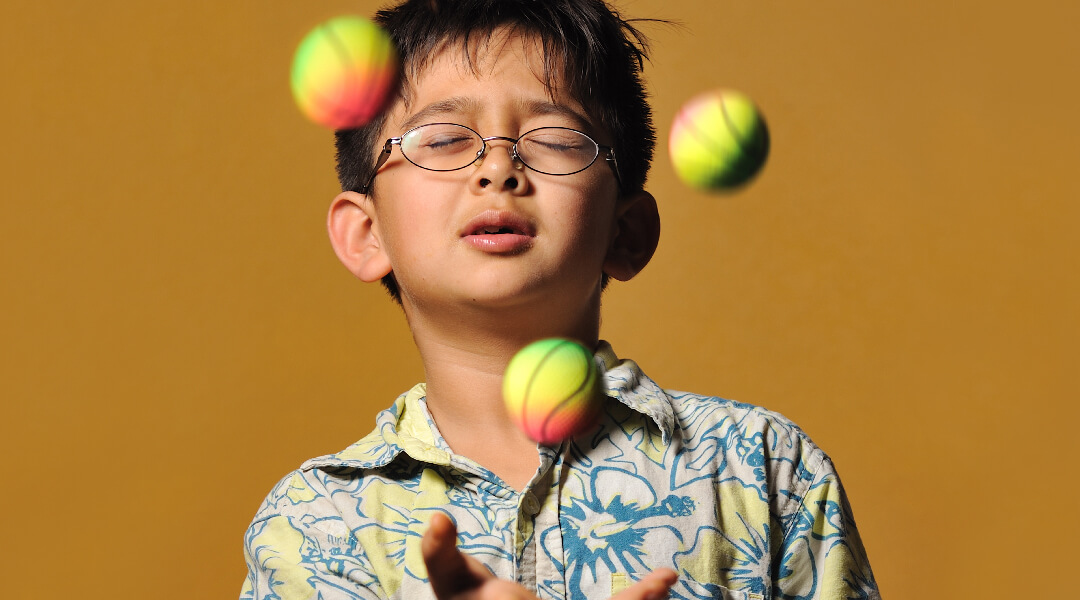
[1,0,1076,597]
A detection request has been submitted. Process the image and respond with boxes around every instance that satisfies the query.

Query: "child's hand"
[422,512,678,600]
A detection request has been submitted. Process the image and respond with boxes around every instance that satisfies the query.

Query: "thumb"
[610,569,678,600]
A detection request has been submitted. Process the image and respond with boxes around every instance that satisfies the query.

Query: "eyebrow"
[400,97,482,132]
[518,99,594,131]
[398,96,594,133]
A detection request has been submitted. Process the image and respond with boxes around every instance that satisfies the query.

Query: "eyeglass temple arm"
[602,146,623,188]
[359,139,398,195]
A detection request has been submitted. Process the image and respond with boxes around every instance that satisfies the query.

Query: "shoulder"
[245,466,361,534]
[663,391,836,531]
[667,391,825,469]
[668,391,809,439]
[245,384,448,531]
[596,345,827,476]
[595,345,835,515]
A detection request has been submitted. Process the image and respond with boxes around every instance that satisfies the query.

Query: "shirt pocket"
[715,587,763,600]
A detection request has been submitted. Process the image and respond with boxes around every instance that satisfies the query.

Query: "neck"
[410,302,601,421]
[400,295,602,489]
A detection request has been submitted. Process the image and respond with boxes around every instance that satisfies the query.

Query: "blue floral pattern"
[241,342,879,600]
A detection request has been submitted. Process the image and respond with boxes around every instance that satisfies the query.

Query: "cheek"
[557,203,617,259]
[375,204,422,265]
[579,183,620,244]
[549,172,618,225]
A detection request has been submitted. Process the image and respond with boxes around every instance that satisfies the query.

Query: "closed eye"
[424,135,474,151]
[527,135,586,150]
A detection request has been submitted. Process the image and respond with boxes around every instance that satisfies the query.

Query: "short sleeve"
[774,458,880,600]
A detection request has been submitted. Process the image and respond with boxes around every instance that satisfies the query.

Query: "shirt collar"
[302,341,674,471]
[593,341,675,443]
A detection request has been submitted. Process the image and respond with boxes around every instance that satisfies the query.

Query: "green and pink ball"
[290,15,398,130]
[503,339,604,445]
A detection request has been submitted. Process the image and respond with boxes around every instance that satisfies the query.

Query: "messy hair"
[335,0,657,301]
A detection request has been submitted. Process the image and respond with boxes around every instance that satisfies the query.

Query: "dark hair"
[335,0,657,301]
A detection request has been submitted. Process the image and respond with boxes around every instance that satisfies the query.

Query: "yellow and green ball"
[669,89,770,190]
[503,339,604,445]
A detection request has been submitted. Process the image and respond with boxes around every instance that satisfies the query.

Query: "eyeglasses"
[359,123,621,193]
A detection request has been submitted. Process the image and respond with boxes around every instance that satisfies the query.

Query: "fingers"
[610,569,678,600]
[421,512,458,566]
[422,513,492,599]
[423,513,677,600]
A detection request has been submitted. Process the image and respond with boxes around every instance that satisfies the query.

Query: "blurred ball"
[669,89,770,190]
[290,15,398,129]
[503,339,604,445]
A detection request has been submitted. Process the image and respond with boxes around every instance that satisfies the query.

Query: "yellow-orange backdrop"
[2,0,1077,597]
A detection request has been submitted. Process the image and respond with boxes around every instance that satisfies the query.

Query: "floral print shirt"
[241,342,880,600]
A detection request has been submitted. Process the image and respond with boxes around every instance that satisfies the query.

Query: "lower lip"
[463,234,534,253]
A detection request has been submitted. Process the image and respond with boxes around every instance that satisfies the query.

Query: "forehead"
[387,29,595,131]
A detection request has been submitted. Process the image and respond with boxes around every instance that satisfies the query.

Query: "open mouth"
[461,210,536,239]
[475,226,524,235]
[461,211,536,252]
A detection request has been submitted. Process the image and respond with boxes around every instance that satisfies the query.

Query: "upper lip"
[460,210,536,237]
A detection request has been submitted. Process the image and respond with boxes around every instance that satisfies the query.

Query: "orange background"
[2,0,1077,597]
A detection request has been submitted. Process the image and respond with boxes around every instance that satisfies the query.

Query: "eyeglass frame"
[358,123,622,194]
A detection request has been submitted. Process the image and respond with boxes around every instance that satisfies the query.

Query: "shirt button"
[522,493,540,515]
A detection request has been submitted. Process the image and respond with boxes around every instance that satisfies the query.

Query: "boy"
[242,0,881,599]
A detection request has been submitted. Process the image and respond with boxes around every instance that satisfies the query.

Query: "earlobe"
[327,191,393,282]
[603,190,661,282]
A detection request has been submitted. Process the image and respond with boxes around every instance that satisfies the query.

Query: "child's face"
[367,32,623,314]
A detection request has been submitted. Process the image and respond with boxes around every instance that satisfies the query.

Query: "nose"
[471,137,528,193]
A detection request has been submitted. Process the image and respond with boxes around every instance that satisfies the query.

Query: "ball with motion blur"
[503,339,604,445]
[669,89,770,190]
[290,15,398,130]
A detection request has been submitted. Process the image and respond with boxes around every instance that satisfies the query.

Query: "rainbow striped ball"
[503,339,604,445]
[290,15,398,130]
[669,89,770,190]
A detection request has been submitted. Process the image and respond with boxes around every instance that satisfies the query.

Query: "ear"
[603,190,661,282]
[327,191,393,282]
